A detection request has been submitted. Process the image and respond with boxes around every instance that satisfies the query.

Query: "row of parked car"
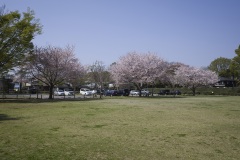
[104,89,130,96]
[99,89,152,96]
[54,90,74,96]
[158,89,181,95]
[54,88,99,96]
[129,89,150,96]
[103,89,181,96]
[54,88,181,96]
[80,88,150,96]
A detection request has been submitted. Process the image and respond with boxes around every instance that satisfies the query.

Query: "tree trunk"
[151,83,154,96]
[73,86,76,99]
[134,83,142,97]
[192,85,196,96]
[49,84,54,99]
[100,83,103,99]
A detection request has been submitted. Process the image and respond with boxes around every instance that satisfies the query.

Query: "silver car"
[80,88,92,96]
[141,89,150,96]
[54,90,65,96]
[130,90,139,95]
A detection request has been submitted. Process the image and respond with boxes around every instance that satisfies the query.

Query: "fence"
[0,91,100,100]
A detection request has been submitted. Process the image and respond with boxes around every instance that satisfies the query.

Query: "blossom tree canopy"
[110,52,168,94]
[172,64,219,95]
[27,45,84,99]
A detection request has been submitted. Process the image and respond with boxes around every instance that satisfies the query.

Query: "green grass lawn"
[0,96,240,160]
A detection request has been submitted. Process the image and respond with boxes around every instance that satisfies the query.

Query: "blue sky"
[2,0,240,67]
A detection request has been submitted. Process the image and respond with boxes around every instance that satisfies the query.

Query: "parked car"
[64,89,74,96]
[80,88,93,96]
[28,88,37,94]
[97,89,105,95]
[112,90,120,96]
[104,90,125,96]
[158,89,170,95]
[141,89,150,96]
[104,90,115,96]
[91,90,97,94]
[170,90,181,95]
[114,90,123,96]
[130,90,139,96]
[54,90,65,96]
[122,89,130,96]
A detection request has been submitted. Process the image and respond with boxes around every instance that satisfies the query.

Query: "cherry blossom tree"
[172,64,218,96]
[27,45,84,99]
[110,52,168,96]
[163,62,184,90]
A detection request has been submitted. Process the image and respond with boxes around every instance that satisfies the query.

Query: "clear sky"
[2,0,240,68]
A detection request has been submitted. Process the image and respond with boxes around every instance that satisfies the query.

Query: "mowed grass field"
[0,96,239,160]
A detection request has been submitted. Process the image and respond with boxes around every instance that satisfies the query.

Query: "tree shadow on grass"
[128,95,188,99]
[0,114,20,121]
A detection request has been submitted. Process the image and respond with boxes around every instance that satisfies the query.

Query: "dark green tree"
[229,45,240,83]
[0,5,42,74]
[208,57,231,77]
[230,56,240,78]
[235,45,240,56]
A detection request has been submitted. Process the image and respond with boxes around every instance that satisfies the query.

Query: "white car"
[130,90,139,95]
[80,88,93,96]
[91,90,97,94]
[64,90,74,96]
[54,90,65,96]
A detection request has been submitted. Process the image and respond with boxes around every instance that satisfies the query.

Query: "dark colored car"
[104,90,115,96]
[97,89,105,95]
[123,89,130,96]
[118,89,130,96]
[170,90,181,95]
[104,89,129,96]
[28,88,37,94]
[158,89,170,95]
[117,90,124,96]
